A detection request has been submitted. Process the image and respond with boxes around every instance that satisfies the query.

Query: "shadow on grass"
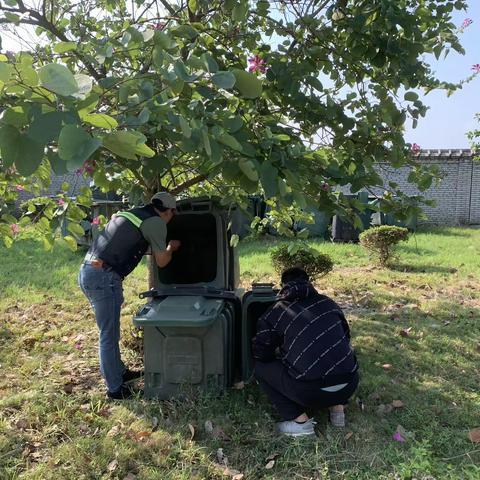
[0,238,86,296]
[389,263,456,274]
[415,227,471,237]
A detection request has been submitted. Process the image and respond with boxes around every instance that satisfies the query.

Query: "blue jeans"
[78,264,125,392]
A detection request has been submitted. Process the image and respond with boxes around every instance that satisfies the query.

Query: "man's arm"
[140,218,180,268]
[251,306,282,362]
[153,241,180,268]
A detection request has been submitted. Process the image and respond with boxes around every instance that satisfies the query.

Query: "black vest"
[89,205,159,278]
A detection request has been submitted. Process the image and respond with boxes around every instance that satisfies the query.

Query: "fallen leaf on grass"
[205,420,214,434]
[107,425,121,437]
[344,431,353,441]
[152,416,159,431]
[382,364,393,370]
[221,467,243,479]
[399,327,412,337]
[15,419,29,430]
[376,404,393,416]
[265,452,280,462]
[123,473,136,480]
[107,459,118,472]
[134,431,151,442]
[392,400,405,408]
[63,383,74,394]
[232,381,245,390]
[468,428,480,443]
[393,424,415,443]
[216,448,228,465]
[188,423,195,440]
[265,459,275,469]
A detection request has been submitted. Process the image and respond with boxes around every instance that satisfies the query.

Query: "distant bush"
[359,225,409,267]
[271,243,333,282]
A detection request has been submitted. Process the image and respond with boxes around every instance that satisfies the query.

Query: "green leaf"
[179,116,192,138]
[239,158,258,182]
[224,116,243,133]
[230,233,239,247]
[218,133,243,151]
[47,151,68,175]
[174,61,199,82]
[233,69,262,98]
[63,235,78,252]
[27,112,64,143]
[39,63,78,96]
[0,62,12,83]
[274,134,290,141]
[201,53,218,73]
[212,71,236,89]
[404,91,419,102]
[103,131,155,160]
[171,25,199,40]
[53,42,77,53]
[202,127,211,156]
[1,107,28,128]
[67,222,86,237]
[4,12,20,24]
[83,113,118,129]
[154,31,177,50]
[260,160,278,198]
[188,0,198,12]
[232,1,249,22]
[0,125,44,174]
[73,74,93,98]
[58,125,101,170]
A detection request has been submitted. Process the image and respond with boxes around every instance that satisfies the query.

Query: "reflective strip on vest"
[116,211,142,228]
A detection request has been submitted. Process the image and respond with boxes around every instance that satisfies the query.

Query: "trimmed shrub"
[271,243,333,282]
[359,225,409,267]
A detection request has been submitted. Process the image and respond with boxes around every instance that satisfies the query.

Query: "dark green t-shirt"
[140,216,167,252]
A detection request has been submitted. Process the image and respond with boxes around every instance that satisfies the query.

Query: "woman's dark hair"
[281,267,310,285]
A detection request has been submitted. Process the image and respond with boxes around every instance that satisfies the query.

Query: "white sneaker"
[276,419,316,437]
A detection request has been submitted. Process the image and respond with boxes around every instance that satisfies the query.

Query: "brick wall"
[369,150,477,225]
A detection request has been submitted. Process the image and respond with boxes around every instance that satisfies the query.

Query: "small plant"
[359,225,409,267]
[271,242,333,282]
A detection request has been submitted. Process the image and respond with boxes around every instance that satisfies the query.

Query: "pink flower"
[58,198,65,206]
[321,182,330,192]
[461,18,473,28]
[15,185,24,191]
[392,431,406,442]
[154,22,166,30]
[471,64,480,73]
[10,224,19,235]
[411,143,421,154]
[77,159,96,175]
[248,55,267,73]
[91,216,100,225]
[74,343,82,350]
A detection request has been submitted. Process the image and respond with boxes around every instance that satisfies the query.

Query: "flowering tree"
[0,0,469,248]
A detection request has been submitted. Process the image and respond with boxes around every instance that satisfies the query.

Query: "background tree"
[0,0,468,249]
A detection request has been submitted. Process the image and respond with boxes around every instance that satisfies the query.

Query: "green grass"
[1,227,480,479]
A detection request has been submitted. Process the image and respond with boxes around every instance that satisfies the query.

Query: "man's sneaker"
[329,411,345,427]
[107,385,136,400]
[276,419,316,437]
[122,369,143,383]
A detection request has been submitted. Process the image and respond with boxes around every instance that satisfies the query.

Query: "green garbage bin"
[240,283,277,380]
[134,294,236,399]
[295,207,331,238]
[332,193,373,242]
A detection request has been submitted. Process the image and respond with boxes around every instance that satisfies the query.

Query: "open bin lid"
[133,295,225,328]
